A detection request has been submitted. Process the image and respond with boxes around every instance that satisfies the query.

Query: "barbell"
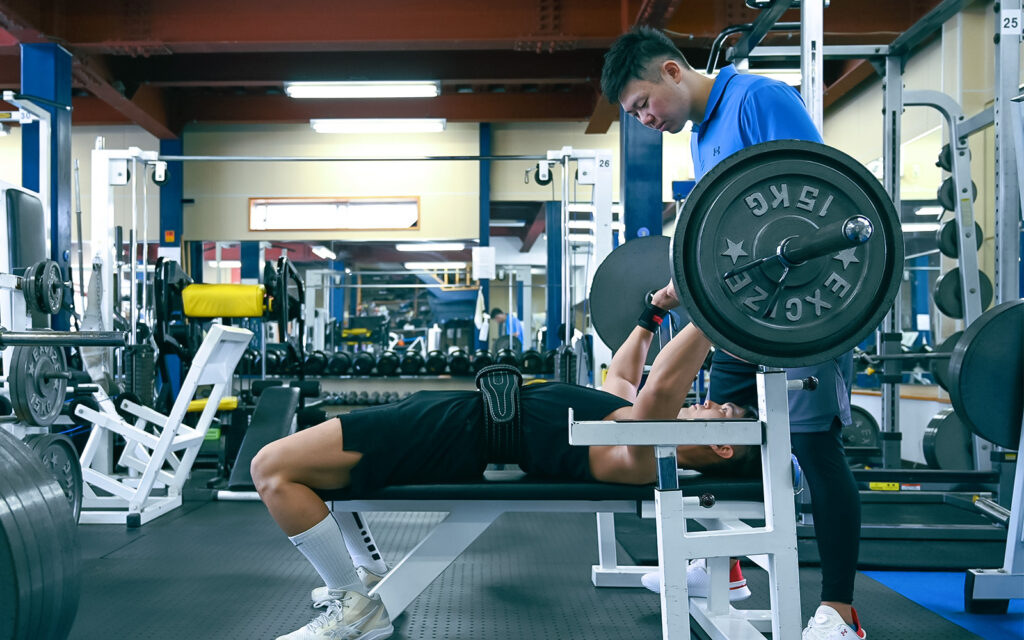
[589,140,1022,448]
[591,140,903,369]
[2,329,126,426]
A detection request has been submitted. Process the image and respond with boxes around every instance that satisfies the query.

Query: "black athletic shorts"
[338,390,487,495]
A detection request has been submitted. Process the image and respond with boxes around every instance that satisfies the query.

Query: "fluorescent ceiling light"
[207,260,242,268]
[913,206,944,217]
[310,118,446,134]
[311,245,337,260]
[901,222,941,233]
[404,261,467,270]
[395,242,465,252]
[285,81,440,99]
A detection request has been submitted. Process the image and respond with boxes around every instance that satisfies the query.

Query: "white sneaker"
[802,604,866,640]
[311,566,384,608]
[640,559,752,601]
[278,590,393,640]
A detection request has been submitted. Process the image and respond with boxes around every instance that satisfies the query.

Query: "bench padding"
[315,469,763,502]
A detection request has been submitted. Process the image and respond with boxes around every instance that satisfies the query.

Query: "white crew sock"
[333,511,388,574]
[289,513,363,593]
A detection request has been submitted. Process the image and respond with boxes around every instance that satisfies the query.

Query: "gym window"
[248,196,420,231]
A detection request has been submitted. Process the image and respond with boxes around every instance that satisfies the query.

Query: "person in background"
[490,307,525,348]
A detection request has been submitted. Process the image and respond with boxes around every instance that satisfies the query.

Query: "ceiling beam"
[519,204,546,253]
[72,56,176,138]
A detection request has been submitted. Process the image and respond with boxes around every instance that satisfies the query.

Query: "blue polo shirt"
[500,314,525,345]
[691,66,852,432]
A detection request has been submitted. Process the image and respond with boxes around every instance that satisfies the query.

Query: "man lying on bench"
[251,284,759,640]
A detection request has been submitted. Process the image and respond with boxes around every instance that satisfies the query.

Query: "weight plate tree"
[671,141,903,368]
[589,235,689,365]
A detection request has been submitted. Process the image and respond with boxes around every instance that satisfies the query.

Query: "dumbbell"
[355,391,370,405]
[448,348,471,375]
[520,349,543,374]
[470,349,494,373]
[263,349,283,375]
[368,391,382,405]
[425,350,448,375]
[344,391,360,405]
[400,351,425,375]
[352,352,375,375]
[376,351,400,376]
[327,352,352,375]
[543,349,557,374]
[303,351,328,375]
[495,348,521,369]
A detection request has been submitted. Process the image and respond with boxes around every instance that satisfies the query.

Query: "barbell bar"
[0,329,126,348]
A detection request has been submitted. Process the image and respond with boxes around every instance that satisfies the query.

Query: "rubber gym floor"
[68,470,1022,640]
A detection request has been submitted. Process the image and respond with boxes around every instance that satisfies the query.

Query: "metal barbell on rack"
[0,259,66,315]
[2,329,126,426]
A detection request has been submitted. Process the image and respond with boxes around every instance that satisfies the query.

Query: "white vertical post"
[801,0,825,131]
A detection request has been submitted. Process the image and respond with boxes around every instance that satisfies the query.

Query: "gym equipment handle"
[780,215,872,265]
[0,329,127,348]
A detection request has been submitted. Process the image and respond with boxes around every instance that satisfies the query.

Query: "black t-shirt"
[519,382,632,481]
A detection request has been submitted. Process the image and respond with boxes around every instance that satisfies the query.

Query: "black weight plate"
[0,433,43,640]
[1,432,79,639]
[671,141,903,367]
[843,405,880,448]
[935,219,983,259]
[21,262,38,314]
[937,177,978,212]
[8,344,69,426]
[0,432,67,640]
[589,235,690,366]
[493,335,523,353]
[930,330,962,391]
[948,299,1024,449]
[25,434,83,523]
[933,267,993,319]
[35,260,64,315]
[923,408,974,470]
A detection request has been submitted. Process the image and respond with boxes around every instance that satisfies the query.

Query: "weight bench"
[314,369,802,640]
[315,470,766,620]
[74,324,253,526]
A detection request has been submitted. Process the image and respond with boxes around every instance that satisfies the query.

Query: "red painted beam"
[519,204,546,253]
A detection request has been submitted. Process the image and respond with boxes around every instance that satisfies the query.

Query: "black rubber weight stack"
[0,428,81,640]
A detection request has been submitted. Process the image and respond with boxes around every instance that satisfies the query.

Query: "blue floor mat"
[863,570,1023,640]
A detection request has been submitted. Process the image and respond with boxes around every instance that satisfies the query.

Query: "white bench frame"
[324,368,800,640]
[75,324,252,526]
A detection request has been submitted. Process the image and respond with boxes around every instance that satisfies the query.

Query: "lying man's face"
[676,400,748,420]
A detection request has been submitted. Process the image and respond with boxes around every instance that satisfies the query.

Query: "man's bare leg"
[252,417,362,535]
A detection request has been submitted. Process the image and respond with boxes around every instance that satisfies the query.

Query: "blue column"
[159,139,184,249]
[22,44,72,330]
[516,280,524,320]
[545,201,562,350]
[240,242,260,282]
[620,108,664,240]
[188,242,204,283]
[477,123,492,349]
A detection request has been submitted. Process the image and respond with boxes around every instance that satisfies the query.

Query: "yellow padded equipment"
[187,396,239,413]
[183,284,266,318]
